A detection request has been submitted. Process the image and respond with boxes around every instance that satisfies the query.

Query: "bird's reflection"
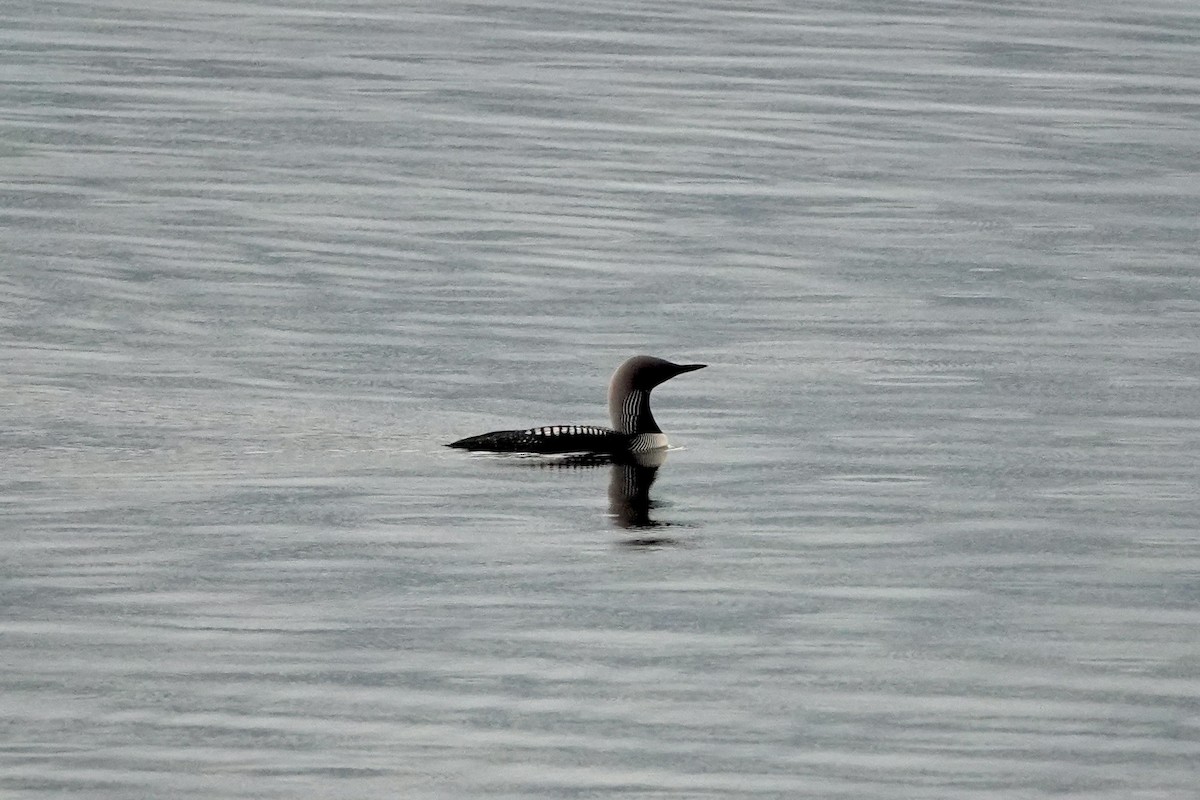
[504,448,683,544]
[609,450,682,547]
[607,449,664,525]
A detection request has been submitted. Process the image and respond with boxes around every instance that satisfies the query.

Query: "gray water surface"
[3,1,1199,798]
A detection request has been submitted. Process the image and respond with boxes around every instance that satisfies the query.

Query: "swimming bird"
[448,355,706,455]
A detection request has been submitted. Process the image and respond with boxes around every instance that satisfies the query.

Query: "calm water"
[4,1,1199,797]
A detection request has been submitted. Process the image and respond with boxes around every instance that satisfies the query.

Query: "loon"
[448,355,705,455]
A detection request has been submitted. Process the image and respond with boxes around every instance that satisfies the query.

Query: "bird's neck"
[611,388,660,434]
